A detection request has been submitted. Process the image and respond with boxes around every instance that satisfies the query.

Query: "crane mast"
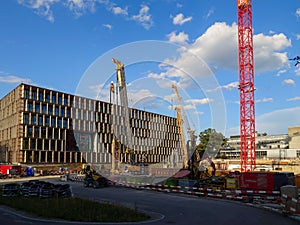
[237,0,256,172]
[112,58,134,164]
[172,84,196,168]
[174,107,189,168]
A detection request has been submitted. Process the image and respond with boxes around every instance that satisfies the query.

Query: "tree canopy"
[196,128,227,158]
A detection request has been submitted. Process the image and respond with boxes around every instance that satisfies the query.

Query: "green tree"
[196,128,227,158]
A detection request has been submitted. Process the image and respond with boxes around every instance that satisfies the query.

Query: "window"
[46,92,50,103]
[30,139,36,149]
[64,96,68,105]
[55,106,59,116]
[51,140,55,150]
[32,90,37,100]
[66,108,70,117]
[23,138,29,149]
[48,129,53,139]
[37,139,42,150]
[35,103,40,113]
[45,116,50,126]
[44,140,49,150]
[34,127,39,138]
[51,117,56,127]
[39,92,43,101]
[24,89,30,99]
[38,116,43,126]
[61,108,65,117]
[54,129,59,139]
[28,126,33,137]
[24,114,29,124]
[28,102,33,112]
[41,128,46,138]
[58,118,62,128]
[32,115,37,125]
[52,94,56,104]
[58,95,62,105]
[42,104,47,114]
[63,119,67,129]
[48,105,53,115]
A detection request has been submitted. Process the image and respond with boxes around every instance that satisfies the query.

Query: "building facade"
[0,83,182,166]
[220,132,300,159]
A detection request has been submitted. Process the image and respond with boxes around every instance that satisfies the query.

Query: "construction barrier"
[280,194,300,214]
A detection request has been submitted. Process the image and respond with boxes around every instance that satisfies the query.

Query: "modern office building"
[0,83,182,166]
[220,132,300,159]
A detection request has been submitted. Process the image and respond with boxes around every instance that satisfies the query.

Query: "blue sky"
[0,0,300,138]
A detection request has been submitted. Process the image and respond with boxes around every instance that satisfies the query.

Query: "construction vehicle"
[83,165,109,188]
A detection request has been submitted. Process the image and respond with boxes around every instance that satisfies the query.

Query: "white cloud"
[172,13,192,25]
[103,24,112,30]
[132,4,153,29]
[256,107,300,135]
[112,6,128,15]
[222,81,239,90]
[283,79,295,85]
[256,97,273,103]
[205,8,214,19]
[64,0,96,17]
[0,75,32,84]
[296,67,300,76]
[254,33,291,73]
[296,34,300,40]
[186,98,213,105]
[296,8,300,17]
[167,31,189,45]
[287,96,300,102]
[18,0,58,22]
[275,69,287,77]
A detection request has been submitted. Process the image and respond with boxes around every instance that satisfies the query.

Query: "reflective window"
[39,92,43,101]
[25,89,30,99]
[32,90,37,100]
[52,94,56,104]
[46,92,50,103]
[48,105,53,115]
[58,95,62,105]
[35,103,40,113]
[42,104,47,114]
[24,114,29,124]
[28,102,33,112]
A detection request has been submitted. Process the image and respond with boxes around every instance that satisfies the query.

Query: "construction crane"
[237,0,256,172]
[112,58,134,165]
[174,106,189,168]
[172,84,196,168]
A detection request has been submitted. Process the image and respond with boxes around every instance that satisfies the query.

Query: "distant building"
[220,132,300,159]
[0,83,182,166]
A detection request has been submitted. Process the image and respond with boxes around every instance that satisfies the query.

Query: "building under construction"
[0,83,183,168]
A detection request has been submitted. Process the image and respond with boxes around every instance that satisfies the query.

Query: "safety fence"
[280,194,300,214]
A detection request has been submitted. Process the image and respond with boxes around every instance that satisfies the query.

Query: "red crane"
[237,0,256,172]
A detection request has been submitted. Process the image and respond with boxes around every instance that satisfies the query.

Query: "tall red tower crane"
[237,0,256,172]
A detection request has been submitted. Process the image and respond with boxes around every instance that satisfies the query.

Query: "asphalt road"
[0,178,299,225]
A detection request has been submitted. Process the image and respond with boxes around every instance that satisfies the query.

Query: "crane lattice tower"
[237,0,256,172]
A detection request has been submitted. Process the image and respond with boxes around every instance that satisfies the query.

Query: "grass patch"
[0,193,150,222]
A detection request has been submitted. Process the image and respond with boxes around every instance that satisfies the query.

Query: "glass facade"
[0,83,181,165]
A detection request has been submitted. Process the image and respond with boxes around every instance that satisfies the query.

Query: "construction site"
[0,0,299,219]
